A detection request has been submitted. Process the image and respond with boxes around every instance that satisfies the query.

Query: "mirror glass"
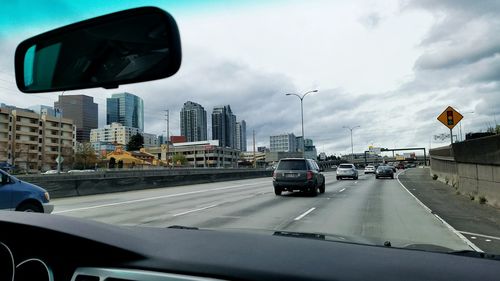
[16,7,181,93]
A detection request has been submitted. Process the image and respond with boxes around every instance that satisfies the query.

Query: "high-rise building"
[0,107,76,173]
[54,95,98,142]
[296,136,317,160]
[106,92,144,131]
[212,105,237,148]
[270,133,297,152]
[236,120,247,152]
[180,101,207,142]
[90,123,142,146]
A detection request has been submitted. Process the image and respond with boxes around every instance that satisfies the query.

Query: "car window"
[339,164,353,169]
[277,160,306,170]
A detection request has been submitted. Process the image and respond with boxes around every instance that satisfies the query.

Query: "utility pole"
[165,109,170,167]
[164,109,169,144]
[253,130,256,168]
[56,91,65,173]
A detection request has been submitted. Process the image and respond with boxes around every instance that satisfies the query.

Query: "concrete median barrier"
[17,169,273,198]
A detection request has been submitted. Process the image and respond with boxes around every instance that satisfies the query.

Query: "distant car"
[273,158,325,196]
[336,164,358,180]
[68,169,95,173]
[396,163,405,169]
[0,169,53,213]
[376,166,394,179]
[364,165,375,174]
[42,170,58,174]
[331,165,338,169]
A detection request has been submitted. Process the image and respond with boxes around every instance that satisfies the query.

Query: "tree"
[172,153,187,166]
[117,159,124,169]
[126,133,144,151]
[74,143,97,169]
[109,157,116,169]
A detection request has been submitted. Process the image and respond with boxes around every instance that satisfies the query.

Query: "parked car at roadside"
[42,170,58,175]
[0,169,53,213]
[336,164,358,180]
[273,158,325,196]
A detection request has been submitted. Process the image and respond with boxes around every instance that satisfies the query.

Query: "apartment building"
[0,107,76,173]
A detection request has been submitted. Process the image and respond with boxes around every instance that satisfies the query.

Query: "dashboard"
[0,211,499,281]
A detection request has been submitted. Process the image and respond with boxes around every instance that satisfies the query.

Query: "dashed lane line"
[172,204,218,217]
[294,207,316,221]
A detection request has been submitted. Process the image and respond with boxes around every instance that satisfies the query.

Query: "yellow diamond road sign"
[437,106,463,129]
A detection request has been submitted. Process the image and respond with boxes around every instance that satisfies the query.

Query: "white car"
[336,164,358,180]
[364,165,375,174]
[42,170,58,175]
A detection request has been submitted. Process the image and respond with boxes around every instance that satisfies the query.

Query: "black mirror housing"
[15,6,182,93]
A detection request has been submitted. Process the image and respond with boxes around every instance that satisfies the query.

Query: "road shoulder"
[398,167,500,254]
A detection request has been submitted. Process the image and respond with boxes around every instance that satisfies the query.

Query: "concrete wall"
[457,163,500,208]
[429,156,459,188]
[17,168,273,199]
[430,135,500,208]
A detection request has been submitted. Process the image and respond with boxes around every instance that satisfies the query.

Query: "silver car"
[336,164,358,180]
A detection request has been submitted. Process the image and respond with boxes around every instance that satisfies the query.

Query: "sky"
[1,0,499,155]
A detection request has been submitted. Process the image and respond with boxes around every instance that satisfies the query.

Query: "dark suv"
[272,158,325,196]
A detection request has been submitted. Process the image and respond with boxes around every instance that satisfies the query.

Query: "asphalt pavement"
[52,170,474,251]
[399,167,500,254]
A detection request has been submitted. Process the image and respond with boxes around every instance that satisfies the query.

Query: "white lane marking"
[294,207,316,221]
[354,181,358,184]
[339,188,346,193]
[396,171,483,252]
[172,204,218,217]
[53,181,267,214]
[459,231,500,241]
[486,239,492,242]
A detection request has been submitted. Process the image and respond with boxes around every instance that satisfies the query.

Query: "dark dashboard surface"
[0,211,499,281]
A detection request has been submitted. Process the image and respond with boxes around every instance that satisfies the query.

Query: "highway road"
[52,171,474,251]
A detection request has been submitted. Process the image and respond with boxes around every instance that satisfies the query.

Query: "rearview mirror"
[15,6,182,93]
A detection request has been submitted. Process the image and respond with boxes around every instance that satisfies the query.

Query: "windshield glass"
[277,160,306,170]
[1,0,499,257]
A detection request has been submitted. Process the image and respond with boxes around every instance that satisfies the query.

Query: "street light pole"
[286,90,318,158]
[343,125,360,162]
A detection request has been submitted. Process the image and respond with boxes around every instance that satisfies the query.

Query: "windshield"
[1,0,499,257]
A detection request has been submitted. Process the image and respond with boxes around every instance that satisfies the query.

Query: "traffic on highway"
[1,1,499,281]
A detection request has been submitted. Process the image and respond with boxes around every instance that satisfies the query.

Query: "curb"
[396,169,483,252]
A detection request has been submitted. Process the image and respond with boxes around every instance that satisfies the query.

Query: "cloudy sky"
[1,0,499,155]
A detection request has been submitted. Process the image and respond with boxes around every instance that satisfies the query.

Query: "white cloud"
[0,0,499,155]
